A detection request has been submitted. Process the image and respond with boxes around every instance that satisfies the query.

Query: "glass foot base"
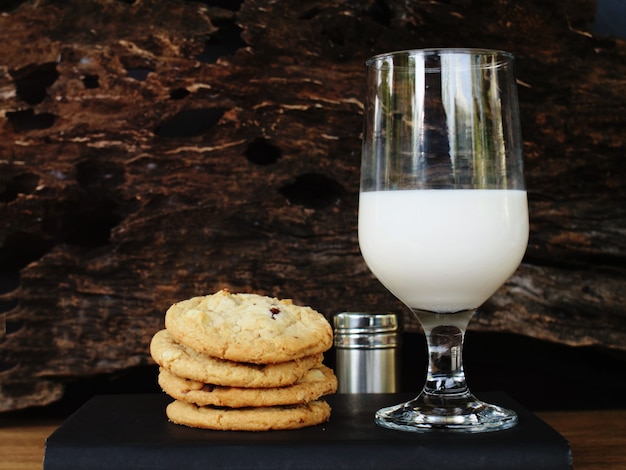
[375,392,518,433]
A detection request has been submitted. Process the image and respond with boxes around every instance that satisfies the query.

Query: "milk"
[358,189,529,312]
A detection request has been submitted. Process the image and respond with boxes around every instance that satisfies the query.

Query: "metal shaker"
[333,312,399,393]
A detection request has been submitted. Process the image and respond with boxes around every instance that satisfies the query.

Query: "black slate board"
[44,392,572,469]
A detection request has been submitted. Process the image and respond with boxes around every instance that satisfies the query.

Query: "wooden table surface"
[1,409,624,469]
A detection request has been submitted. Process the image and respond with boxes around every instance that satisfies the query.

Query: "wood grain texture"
[539,410,626,470]
[0,0,624,410]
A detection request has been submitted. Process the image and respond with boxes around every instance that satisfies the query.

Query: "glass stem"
[375,307,518,432]
[414,309,474,399]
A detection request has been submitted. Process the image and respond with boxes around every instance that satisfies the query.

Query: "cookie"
[166,399,331,431]
[150,329,323,388]
[158,365,337,408]
[164,290,333,363]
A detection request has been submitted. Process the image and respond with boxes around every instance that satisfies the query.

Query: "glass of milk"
[359,49,529,432]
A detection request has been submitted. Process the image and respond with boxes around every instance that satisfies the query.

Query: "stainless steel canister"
[333,312,399,393]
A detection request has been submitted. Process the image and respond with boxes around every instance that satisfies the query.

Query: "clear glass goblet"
[358,49,529,432]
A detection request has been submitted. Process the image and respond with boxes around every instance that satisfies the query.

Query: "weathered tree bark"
[0,0,624,410]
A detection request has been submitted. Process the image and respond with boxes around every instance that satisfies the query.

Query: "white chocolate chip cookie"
[164,289,333,363]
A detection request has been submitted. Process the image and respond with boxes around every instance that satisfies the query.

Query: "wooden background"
[0,0,624,411]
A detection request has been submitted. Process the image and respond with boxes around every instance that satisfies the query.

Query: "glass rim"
[365,48,515,71]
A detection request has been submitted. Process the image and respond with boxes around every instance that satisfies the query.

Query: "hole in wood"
[369,0,393,27]
[169,88,190,100]
[298,6,322,20]
[0,172,40,203]
[194,0,243,11]
[125,67,154,81]
[82,74,100,89]
[0,360,19,373]
[5,318,24,335]
[0,299,18,314]
[195,19,247,64]
[55,200,123,248]
[0,232,55,296]
[0,0,27,13]
[6,109,56,132]
[244,138,282,165]
[120,53,154,82]
[155,107,226,138]
[76,160,125,189]
[279,173,345,209]
[9,62,60,105]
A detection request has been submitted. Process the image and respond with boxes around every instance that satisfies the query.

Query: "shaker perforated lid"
[333,312,399,348]
[333,312,398,333]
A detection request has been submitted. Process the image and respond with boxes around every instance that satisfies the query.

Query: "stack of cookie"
[150,289,337,431]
